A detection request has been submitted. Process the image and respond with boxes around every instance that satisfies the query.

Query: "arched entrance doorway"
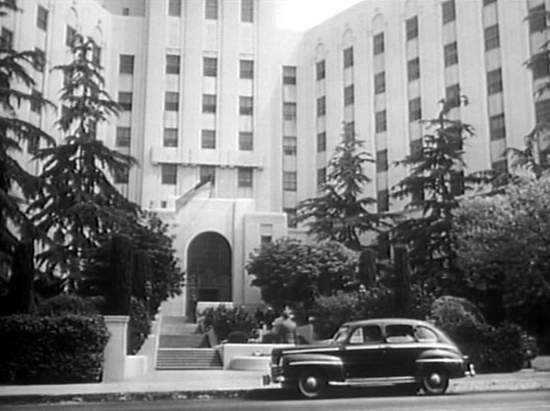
[186,232,232,319]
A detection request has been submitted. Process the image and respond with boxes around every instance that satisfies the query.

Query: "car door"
[383,323,422,377]
[341,325,387,379]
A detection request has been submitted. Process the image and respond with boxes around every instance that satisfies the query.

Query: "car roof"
[342,318,435,328]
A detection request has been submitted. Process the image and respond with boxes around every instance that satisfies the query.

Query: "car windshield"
[332,326,350,343]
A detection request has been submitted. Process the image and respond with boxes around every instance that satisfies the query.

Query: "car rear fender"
[415,348,465,378]
[284,353,345,382]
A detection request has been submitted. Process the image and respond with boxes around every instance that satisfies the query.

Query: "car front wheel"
[421,369,449,395]
[297,369,327,399]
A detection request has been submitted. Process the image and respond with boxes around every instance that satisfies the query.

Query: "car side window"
[414,326,438,342]
[348,325,382,344]
[385,324,415,343]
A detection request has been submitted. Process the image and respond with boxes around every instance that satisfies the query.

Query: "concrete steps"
[156,348,222,370]
[155,316,220,370]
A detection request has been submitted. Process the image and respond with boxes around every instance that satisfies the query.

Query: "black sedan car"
[263,318,475,398]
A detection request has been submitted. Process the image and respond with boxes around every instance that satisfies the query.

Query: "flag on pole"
[175,177,213,212]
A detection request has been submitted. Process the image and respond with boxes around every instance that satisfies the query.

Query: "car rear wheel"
[421,369,449,395]
[297,369,327,399]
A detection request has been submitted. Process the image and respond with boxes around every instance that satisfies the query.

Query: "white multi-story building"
[3,0,549,317]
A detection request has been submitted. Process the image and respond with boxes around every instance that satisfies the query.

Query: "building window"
[492,159,507,174]
[377,189,389,212]
[122,7,130,15]
[445,84,460,108]
[205,0,218,19]
[283,171,297,191]
[317,131,326,152]
[33,47,45,72]
[200,165,216,184]
[168,0,181,16]
[483,0,496,5]
[317,96,326,117]
[344,84,354,106]
[283,102,297,121]
[201,129,216,149]
[118,92,133,111]
[484,24,500,51]
[238,167,253,187]
[163,128,178,147]
[284,208,297,228]
[532,58,550,80]
[376,149,388,173]
[406,16,418,40]
[165,92,179,111]
[116,127,131,147]
[66,25,76,47]
[1,27,13,50]
[345,121,355,139]
[375,110,387,133]
[37,5,48,31]
[535,99,550,123]
[120,54,134,74]
[529,4,547,33]
[373,32,384,55]
[316,60,326,80]
[166,54,181,74]
[409,97,422,122]
[202,94,216,113]
[203,57,217,77]
[240,96,253,115]
[343,46,354,68]
[450,170,464,196]
[374,71,385,94]
[114,168,129,184]
[161,163,177,185]
[489,113,506,141]
[410,138,422,161]
[407,57,420,82]
[241,0,253,22]
[442,0,456,25]
[487,68,503,95]
[444,42,458,67]
[239,131,253,150]
[283,136,297,155]
[27,133,39,154]
[283,66,297,85]
[240,59,254,79]
[317,167,326,188]
[92,44,101,66]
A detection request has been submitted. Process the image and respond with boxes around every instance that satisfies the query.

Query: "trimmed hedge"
[0,314,109,384]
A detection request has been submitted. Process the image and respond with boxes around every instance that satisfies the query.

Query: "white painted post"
[103,315,129,382]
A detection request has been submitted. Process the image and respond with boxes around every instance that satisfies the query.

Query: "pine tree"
[391,97,474,293]
[296,126,382,251]
[30,34,138,278]
[0,0,54,258]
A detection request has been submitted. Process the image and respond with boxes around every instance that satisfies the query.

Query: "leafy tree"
[29,34,138,279]
[0,0,54,260]
[297,126,382,251]
[247,238,357,312]
[453,176,550,351]
[80,211,184,316]
[391,98,475,293]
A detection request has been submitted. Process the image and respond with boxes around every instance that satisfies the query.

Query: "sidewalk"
[0,369,549,405]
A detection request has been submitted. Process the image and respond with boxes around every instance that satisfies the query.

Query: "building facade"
[3,0,549,317]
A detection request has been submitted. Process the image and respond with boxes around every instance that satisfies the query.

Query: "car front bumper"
[262,365,286,386]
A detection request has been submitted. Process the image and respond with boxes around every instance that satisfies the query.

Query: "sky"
[275,0,365,30]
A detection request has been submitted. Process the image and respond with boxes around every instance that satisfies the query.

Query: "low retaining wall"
[218,343,294,370]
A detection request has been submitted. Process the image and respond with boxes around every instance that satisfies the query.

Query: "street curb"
[1,384,549,405]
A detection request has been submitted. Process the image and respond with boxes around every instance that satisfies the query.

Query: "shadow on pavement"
[244,384,462,401]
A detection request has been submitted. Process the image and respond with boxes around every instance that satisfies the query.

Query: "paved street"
[3,390,549,411]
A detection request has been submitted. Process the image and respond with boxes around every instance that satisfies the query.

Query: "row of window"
[117,92,255,115]
[116,127,255,151]
[160,164,254,187]
[168,0,254,22]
